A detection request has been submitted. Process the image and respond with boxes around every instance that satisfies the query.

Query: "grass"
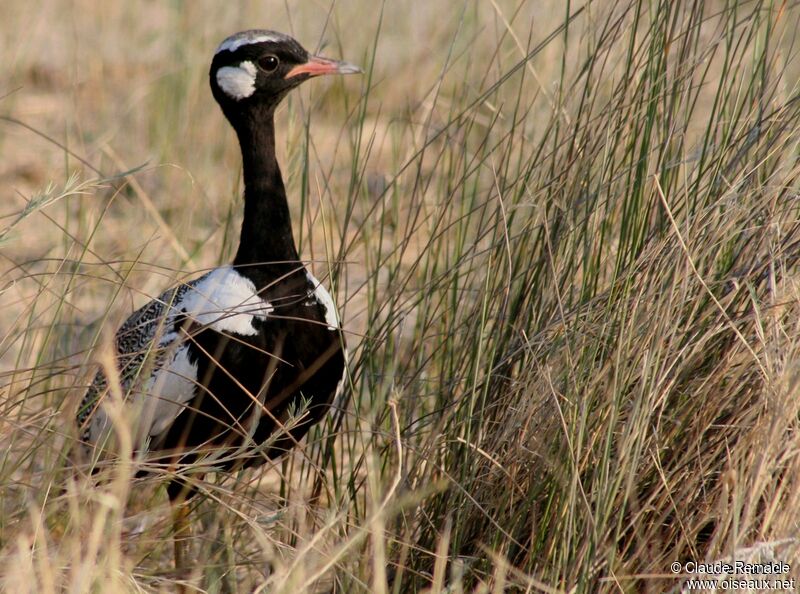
[2,0,800,591]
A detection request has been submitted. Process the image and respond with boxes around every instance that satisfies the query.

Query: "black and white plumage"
[77,30,358,502]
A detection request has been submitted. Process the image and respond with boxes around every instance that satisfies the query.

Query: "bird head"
[210,30,360,118]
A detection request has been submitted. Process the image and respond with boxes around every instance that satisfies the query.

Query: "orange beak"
[285,55,362,79]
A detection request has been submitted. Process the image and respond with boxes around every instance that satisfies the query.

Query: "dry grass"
[3,0,800,592]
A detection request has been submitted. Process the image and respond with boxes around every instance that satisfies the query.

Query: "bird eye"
[258,55,279,72]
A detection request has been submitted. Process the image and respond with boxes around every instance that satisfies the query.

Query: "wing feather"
[77,266,274,455]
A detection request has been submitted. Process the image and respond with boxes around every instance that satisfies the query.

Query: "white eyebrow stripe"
[216,32,285,54]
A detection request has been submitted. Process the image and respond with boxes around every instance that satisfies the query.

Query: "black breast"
[153,271,345,473]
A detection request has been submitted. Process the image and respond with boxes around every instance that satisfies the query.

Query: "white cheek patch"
[216,61,258,100]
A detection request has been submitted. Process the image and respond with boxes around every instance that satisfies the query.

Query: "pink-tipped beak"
[285,55,362,79]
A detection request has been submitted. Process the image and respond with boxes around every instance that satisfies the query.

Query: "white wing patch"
[142,344,198,439]
[331,345,350,414]
[180,266,273,335]
[216,31,287,54]
[82,266,272,453]
[216,61,258,100]
[86,344,199,451]
[306,272,340,330]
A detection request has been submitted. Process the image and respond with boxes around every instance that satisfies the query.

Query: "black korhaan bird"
[76,29,359,572]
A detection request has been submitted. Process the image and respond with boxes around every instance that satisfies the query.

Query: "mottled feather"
[77,266,276,456]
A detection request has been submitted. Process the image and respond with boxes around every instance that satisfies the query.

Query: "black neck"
[231,107,302,284]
